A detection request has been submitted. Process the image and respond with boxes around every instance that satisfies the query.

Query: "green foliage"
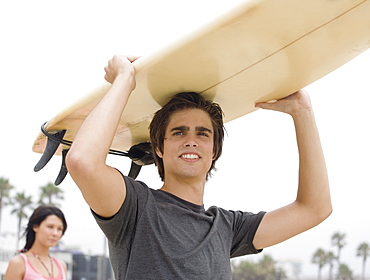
[0,177,13,206]
[232,254,287,280]
[10,191,33,249]
[312,248,337,280]
[356,242,369,260]
[337,263,353,280]
[312,248,326,268]
[38,182,64,207]
[11,191,33,219]
[311,232,370,280]
[0,176,14,234]
[356,242,369,280]
[232,259,258,280]
[331,231,346,264]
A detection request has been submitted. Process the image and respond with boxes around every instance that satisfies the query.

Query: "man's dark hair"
[149,92,225,181]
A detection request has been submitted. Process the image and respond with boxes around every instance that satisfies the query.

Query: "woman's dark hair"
[149,92,225,181]
[22,205,67,251]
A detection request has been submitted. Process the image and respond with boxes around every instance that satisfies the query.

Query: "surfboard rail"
[32,0,370,184]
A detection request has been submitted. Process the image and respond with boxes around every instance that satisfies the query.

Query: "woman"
[5,205,68,279]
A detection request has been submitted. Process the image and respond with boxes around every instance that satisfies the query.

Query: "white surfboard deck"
[32,0,370,156]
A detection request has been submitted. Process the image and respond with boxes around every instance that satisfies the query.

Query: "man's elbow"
[65,149,92,177]
[324,202,333,219]
[316,201,333,225]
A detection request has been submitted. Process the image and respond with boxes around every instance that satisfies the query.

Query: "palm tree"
[356,242,369,280]
[11,191,33,250]
[0,177,13,234]
[336,263,353,280]
[312,248,326,280]
[326,251,337,280]
[331,232,346,265]
[38,182,64,206]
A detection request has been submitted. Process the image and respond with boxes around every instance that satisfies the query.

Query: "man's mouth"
[181,154,200,159]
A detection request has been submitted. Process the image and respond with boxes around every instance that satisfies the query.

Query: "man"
[66,55,332,279]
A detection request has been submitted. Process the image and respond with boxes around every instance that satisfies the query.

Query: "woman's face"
[33,214,64,248]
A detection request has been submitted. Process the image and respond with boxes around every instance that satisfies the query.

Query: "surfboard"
[32,0,370,184]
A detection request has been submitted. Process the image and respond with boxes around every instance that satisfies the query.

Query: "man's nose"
[184,135,198,147]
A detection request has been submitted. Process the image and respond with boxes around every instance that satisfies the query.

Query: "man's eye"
[198,132,209,137]
[174,131,184,136]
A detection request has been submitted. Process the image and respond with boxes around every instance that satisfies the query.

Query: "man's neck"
[160,176,205,205]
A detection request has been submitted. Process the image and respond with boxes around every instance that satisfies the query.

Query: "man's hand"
[104,55,140,87]
[255,89,312,116]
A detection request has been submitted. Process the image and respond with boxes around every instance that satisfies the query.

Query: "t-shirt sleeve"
[91,175,149,247]
[229,210,266,258]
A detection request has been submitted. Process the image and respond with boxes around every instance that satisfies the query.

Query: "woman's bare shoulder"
[4,254,25,279]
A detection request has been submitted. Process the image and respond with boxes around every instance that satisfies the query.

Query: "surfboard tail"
[34,123,155,184]
[34,129,66,172]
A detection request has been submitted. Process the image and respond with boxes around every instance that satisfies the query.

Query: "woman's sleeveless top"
[19,253,66,280]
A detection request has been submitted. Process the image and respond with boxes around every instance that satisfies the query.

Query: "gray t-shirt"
[93,175,265,280]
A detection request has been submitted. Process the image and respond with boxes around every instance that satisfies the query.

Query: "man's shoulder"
[123,175,152,196]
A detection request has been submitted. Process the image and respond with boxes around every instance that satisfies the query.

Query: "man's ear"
[156,148,163,158]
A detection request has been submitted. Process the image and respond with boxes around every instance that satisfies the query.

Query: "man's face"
[156,108,214,182]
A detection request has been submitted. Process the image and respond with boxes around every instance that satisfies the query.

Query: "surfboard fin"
[55,149,69,185]
[126,142,155,179]
[128,162,142,179]
[34,130,67,172]
[34,123,155,182]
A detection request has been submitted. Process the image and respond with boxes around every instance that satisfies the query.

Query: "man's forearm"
[293,108,332,220]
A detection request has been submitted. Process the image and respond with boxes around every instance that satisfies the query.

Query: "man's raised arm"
[66,55,139,217]
[252,89,332,250]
